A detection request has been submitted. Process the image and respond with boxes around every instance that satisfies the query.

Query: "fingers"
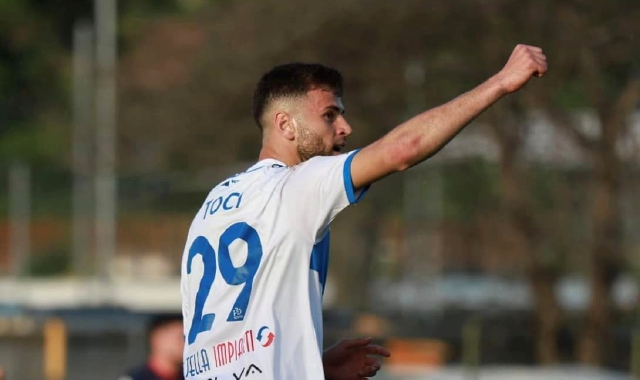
[364,356,381,368]
[339,337,373,350]
[530,51,546,63]
[513,44,545,63]
[529,50,548,77]
[515,44,548,77]
[363,344,391,358]
[515,44,542,53]
[533,56,548,77]
[340,338,391,358]
[361,356,382,377]
[521,44,542,53]
[358,351,386,378]
[357,363,381,378]
[357,366,379,377]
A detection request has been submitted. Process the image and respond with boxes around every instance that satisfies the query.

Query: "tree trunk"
[578,152,621,365]
[530,263,561,364]
[578,256,613,365]
[498,120,561,364]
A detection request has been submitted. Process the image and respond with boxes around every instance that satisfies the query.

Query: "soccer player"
[119,314,185,380]
[180,44,547,380]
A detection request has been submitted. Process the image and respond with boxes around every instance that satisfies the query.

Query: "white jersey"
[181,150,367,380]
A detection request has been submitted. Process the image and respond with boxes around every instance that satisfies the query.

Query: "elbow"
[385,135,422,172]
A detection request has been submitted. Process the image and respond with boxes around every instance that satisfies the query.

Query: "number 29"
[186,222,263,345]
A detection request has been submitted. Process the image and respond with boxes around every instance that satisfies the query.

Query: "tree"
[113,0,640,365]
[540,0,640,365]
[0,0,185,163]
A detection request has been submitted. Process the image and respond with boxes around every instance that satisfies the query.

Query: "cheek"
[319,123,335,140]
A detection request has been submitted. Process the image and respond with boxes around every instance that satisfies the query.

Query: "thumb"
[340,337,373,350]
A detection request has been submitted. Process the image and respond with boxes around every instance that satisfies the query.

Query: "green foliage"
[27,246,71,277]
[551,79,591,109]
[442,159,500,222]
[0,0,187,164]
[0,163,72,217]
[0,0,29,27]
[529,164,561,211]
[0,120,68,163]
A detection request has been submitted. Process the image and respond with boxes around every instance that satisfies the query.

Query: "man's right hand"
[494,44,548,94]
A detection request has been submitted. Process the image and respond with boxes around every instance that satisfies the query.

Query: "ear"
[274,111,296,141]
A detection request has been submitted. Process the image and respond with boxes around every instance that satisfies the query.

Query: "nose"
[336,116,352,137]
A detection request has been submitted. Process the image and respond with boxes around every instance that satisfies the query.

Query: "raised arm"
[350,44,547,189]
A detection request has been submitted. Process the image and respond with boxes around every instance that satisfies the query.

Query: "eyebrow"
[323,105,345,114]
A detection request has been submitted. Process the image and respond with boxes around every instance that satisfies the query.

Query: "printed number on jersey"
[186,222,263,345]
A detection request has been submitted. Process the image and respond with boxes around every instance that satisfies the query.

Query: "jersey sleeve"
[282,150,369,240]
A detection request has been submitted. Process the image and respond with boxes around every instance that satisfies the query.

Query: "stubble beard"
[296,124,330,162]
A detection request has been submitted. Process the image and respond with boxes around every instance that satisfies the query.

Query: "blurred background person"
[118,314,184,380]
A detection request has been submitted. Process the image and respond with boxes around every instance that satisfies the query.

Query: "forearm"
[350,75,507,188]
[351,44,546,189]
[386,74,506,168]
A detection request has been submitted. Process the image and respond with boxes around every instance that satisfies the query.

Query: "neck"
[258,145,300,167]
[148,354,180,379]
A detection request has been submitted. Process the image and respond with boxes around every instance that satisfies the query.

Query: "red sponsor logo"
[212,329,256,368]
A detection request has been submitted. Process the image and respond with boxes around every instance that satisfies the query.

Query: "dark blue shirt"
[118,363,183,380]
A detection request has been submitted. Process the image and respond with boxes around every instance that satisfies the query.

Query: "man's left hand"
[322,337,391,380]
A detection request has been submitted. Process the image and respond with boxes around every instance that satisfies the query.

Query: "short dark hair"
[252,63,344,129]
[146,312,182,339]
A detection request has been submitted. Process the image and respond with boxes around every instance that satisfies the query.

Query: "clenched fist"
[495,44,547,94]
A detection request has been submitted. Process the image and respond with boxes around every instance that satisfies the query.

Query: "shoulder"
[219,161,288,188]
[299,153,350,166]
[301,151,360,171]
[289,152,357,177]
